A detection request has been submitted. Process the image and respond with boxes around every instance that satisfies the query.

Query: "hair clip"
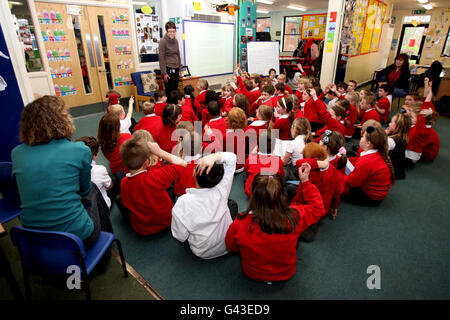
[281,97,287,109]
[366,126,375,134]
[338,147,346,155]
[325,129,332,136]
[400,108,407,114]
[321,136,329,144]
[268,175,274,179]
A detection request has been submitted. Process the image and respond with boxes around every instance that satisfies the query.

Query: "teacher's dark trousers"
[165,67,180,97]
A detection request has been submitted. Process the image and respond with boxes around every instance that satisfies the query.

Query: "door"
[86,6,135,100]
[35,2,134,108]
[397,24,428,65]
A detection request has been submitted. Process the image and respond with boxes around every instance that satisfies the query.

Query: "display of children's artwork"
[54,84,77,96]
[135,14,160,54]
[301,13,327,40]
[112,11,129,24]
[112,28,130,39]
[50,66,73,78]
[37,10,63,24]
[41,29,66,42]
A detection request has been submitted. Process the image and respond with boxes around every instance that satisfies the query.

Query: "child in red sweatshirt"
[375,83,393,124]
[225,164,325,283]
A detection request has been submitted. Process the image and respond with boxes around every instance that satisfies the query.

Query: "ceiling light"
[257,9,269,14]
[132,1,148,5]
[417,0,428,3]
[257,0,274,4]
[422,3,432,10]
[287,5,306,11]
[8,1,23,5]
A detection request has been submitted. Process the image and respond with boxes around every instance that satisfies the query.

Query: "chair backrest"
[131,71,152,95]
[10,226,87,276]
[0,162,21,204]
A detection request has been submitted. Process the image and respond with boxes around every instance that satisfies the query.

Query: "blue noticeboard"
[0,24,24,161]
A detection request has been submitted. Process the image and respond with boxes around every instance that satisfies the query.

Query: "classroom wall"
[387,7,450,68]
[256,9,327,56]
[343,2,394,86]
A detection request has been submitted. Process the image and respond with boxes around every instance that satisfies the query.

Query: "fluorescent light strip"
[287,5,306,11]
[417,0,428,3]
[257,9,269,14]
[8,1,23,5]
[422,3,432,10]
[257,0,274,4]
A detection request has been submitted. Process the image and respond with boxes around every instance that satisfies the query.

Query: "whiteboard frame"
[247,41,280,76]
[182,20,235,78]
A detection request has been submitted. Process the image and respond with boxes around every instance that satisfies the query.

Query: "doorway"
[34,2,135,108]
[397,23,428,65]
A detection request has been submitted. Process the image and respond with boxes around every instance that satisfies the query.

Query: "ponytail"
[304,130,314,144]
[379,147,395,184]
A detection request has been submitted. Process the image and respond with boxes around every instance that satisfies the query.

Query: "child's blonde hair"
[141,101,156,115]
[258,104,274,131]
[345,91,360,107]
[298,77,311,86]
[108,104,124,117]
[291,118,314,143]
[198,79,209,90]
[180,131,202,158]
[361,119,381,134]
[362,94,376,108]
[176,121,194,133]
[132,130,159,166]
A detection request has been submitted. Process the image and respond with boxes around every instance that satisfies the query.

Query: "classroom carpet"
[67,105,450,300]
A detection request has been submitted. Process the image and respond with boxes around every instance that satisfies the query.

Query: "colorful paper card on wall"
[301,13,327,40]
[360,0,376,54]
[193,2,201,11]
[408,39,416,47]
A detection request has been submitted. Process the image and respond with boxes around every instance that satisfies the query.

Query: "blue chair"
[131,71,158,112]
[0,162,21,224]
[10,226,128,300]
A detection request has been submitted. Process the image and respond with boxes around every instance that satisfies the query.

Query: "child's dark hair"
[268,68,276,75]
[207,100,221,117]
[275,82,285,92]
[337,82,348,91]
[195,163,224,188]
[162,104,182,127]
[76,136,99,156]
[380,83,394,95]
[331,105,350,127]
[168,89,184,104]
[348,80,357,87]
[120,138,150,170]
[238,174,300,234]
[261,84,275,95]
[105,89,121,99]
[204,90,220,105]
[320,130,347,170]
[364,126,395,183]
[251,73,261,86]
[97,113,121,155]
[154,90,166,101]
[184,85,196,113]
[258,130,276,154]
[277,95,295,122]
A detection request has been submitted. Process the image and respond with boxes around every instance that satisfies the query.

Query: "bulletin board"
[370,1,387,52]
[301,13,327,40]
[247,41,279,76]
[360,0,377,54]
[237,0,257,71]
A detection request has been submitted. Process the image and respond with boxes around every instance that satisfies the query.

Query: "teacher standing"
[159,21,183,97]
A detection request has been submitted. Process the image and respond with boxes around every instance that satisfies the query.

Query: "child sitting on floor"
[108,96,135,134]
[154,90,168,117]
[171,152,238,259]
[225,164,325,283]
[134,100,163,139]
[119,139,187,235]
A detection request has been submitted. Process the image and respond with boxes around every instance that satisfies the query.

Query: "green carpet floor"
[2,102,449,300]
[69,105,450,300]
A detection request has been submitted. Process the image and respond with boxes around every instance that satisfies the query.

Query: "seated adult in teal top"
[11,96,98,246]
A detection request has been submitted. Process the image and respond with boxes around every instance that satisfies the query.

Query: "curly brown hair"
[19,95,75,145]
[226,107,247,130]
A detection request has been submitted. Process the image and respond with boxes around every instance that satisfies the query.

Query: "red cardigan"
[120,164,185,235]
[155,124,177,153]
[154,102,167,117]
[292,159,341,212]
[274,116,292,140]
[344,150,391,200]
[304,98,326,124]
[244,153,284,197]
[103,133,132,174]
[361,108,380,125]
[376,97,391,123]
[134,115,163,139]
[180,99,198,123]
[225,180,325,282]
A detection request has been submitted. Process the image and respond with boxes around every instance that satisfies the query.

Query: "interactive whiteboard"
[183,20,235,77]
[247,41,279,76]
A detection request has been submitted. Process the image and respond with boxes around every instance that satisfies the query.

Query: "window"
[257,17,270,32]
[283,16,302,52]
[441,26,450,57]
[9,1,44,72]
[132,0,162,63]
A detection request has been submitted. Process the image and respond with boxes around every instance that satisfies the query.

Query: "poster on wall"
[301,13,327,40]
[135,14,160,55]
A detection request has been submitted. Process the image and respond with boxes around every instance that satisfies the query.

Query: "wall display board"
[135,13,160,55]
[247,41,279,76]
[238,0,257,71]
[301,13,327,40]
[183,20,235,77]
[340,0,387,57]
